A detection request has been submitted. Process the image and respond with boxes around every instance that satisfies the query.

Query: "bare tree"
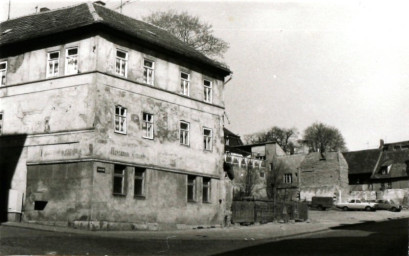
[243,126,298,154]
[303,122,347,152]
[143,10,229,59]
[266,159,290,202]
[233,165,259,200]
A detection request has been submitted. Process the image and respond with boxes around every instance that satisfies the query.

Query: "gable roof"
[342,149,381,175]
[0,3,231,76]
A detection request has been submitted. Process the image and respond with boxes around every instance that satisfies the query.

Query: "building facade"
[0,3,232,230]
[343,140,409,204]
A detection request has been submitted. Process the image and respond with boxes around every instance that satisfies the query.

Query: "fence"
[231,199,308,224]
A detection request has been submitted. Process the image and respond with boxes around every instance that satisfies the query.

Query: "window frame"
[284,173,293,184]
[115,49,128,77]
[113,165,126,196]
[203,127,213,151]
[65,47,79,75]
[142,112,154,139]
[179,121,190,146]
[46,51,60,78]
[134,167,146,198]
[114,105,127,134]
[0,61,7,86]
[202,177,211,203]
[187,175,197,202]
[203,79,213,103]
[180,72,190,96]
[143,59,155,85]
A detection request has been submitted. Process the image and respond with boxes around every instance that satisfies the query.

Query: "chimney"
[93,1,106,6]
[40,7,50,12]
[380,139,384,149]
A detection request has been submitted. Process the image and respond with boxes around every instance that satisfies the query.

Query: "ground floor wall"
[300,186,349,204]
[349,188,409,207]
[24,161,225,230]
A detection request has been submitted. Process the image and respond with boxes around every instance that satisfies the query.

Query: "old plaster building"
[0,2,232,230]
[343,140,409,204]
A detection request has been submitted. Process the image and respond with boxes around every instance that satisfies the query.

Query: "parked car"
[375,199,402,212]
[336,199,377,211]
[310,196,334,211]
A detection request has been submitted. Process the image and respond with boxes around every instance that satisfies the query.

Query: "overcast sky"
[2,0,408,151]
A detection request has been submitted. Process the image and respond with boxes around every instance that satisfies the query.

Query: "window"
[65,47,78,75]
[203,128,212,151]
[187,175,196,202]
[142,113,153,139]
[0,61,7,86]
[134,167,145,197]
[143,59,155,85]
[114,105,127,134]
[202,177,211,203]
[47,51,59,78]
[379,165,391,175]
[115,49,128,77]
[113,165,126,195]
[260,171,265,178]
[180,72,190,96]
[180,121,190,146]
[284,173,292,184]
[203,80,212,103]
[0,112,3,135]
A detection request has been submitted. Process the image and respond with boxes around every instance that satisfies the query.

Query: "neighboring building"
[343,140,409,204]
[298,152,349,203]
[0,2,232,230]
[274,154,306,201]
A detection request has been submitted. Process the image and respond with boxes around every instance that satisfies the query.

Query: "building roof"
[342,149,381,175]
[371,150,409,179]
[223,128,243,147]
[0,2,231,76]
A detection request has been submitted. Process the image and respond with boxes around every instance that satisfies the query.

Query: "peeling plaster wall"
[1,33,228,228]
[96,35,225,107]
[93,73,224,177]
[24,162,93,226]
[90,162,223,229]
[2,37,97,86]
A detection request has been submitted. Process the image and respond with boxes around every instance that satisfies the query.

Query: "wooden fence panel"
[232,200,308,224]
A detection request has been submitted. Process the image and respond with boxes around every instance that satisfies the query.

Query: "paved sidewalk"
[2,209,409,241]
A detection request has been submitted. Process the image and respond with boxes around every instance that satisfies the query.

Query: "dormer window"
[46,51,60,78]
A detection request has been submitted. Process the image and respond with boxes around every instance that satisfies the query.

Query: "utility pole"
[7,0,11,20]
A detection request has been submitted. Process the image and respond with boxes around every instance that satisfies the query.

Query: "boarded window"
[202,177,211,203]
[134,167,145,197]
[113,165,126,195]
[187,175,196,202]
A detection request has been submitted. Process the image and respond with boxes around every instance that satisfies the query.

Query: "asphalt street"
[1,218,408,255]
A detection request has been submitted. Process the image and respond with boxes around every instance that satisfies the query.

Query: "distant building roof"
[371,150,409,179]
[342,149,381,175]
[0,2,231,76]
